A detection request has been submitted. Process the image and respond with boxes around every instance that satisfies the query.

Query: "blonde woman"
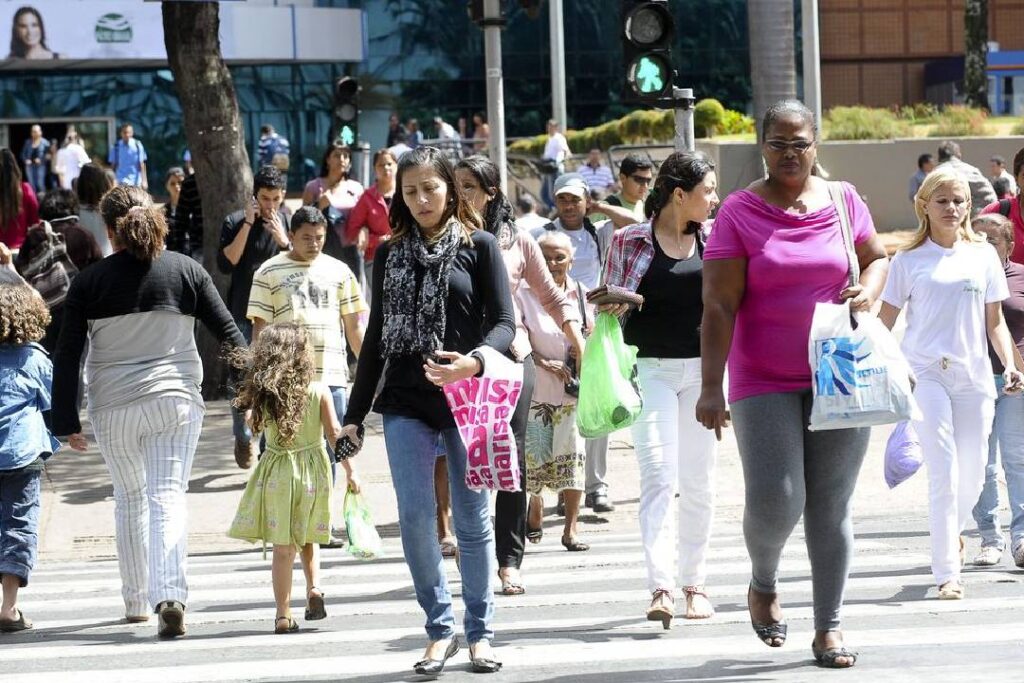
[879,167,1024,600]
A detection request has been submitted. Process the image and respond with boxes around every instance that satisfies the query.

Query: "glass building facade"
[0,0,751,191]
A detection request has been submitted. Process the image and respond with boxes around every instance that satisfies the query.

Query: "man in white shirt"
[577,148,616,193]
[55,131,90,190]
[990,155,1018,197]
[514,195,548,232]
[540,119,571,210]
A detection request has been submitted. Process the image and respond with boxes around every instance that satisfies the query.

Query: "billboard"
[0,1,364,66]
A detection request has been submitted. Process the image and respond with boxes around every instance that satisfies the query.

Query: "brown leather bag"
[585,284,644,309]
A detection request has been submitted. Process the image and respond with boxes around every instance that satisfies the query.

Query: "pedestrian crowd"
[1,98,1024,678]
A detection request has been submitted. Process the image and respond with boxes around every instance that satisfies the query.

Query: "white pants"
[90,396,204,615]
[913,363,994,585]
[630,357,718,592]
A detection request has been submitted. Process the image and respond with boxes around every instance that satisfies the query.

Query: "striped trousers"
[90,396,204,616]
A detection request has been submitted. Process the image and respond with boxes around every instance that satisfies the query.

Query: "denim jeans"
[382,413,495,644]
[230,317,254,443]
[25,163,46,195]
[972,374,1024,553]
[0,464,41,587]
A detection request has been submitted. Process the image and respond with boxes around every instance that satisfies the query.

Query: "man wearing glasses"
[594,154,655,229]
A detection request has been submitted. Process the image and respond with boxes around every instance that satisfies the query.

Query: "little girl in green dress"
[228,322,360,633]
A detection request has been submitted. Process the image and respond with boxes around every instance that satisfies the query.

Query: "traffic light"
[622,0,675,103]
[332,77,359,146]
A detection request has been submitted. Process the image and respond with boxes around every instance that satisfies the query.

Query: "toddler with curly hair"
[228,322,360,633]
[0,283,83,632]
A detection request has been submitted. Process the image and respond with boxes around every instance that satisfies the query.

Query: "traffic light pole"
[482,0,508,194]
[673,87,695,152]
[549,0,567,128]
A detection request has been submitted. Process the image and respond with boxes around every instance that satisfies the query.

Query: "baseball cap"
[553,173,588,198]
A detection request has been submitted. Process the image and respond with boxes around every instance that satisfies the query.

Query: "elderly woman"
[969,214,1024,570]
[518,230,592,553]
[697,100,889,668]
[341,147,515,674]
[51,187,245,638]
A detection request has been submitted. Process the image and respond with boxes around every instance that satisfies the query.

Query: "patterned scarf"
[380,219,463,358]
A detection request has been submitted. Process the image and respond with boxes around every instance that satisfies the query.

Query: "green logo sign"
[95,13,132,44]
[635,55,666,94]
[339,126,355,146]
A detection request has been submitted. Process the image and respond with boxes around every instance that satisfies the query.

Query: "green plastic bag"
[343,490,384,560]
[576,312,643,438]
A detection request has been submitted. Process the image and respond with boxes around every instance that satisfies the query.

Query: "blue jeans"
[972,374,1024,552]
[25,163,46,195]
[230,317,254,443]
[382,414,495,644]
[0,464,42,587]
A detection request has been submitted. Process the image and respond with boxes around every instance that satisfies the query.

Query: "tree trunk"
[747,0,797,141]
[163,1,253,397]
[964,0,989,110]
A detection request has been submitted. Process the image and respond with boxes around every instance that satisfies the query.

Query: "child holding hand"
[228,322,360,633]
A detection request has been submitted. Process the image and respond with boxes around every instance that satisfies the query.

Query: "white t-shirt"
[530,218,613,290]
[515,212,547,233]
[882,238,1009,394]
[543,132,568,162]
[56,143,90,189]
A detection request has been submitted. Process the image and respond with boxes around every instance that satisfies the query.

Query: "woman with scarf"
[455,155,586,595]
[341,146,515,675]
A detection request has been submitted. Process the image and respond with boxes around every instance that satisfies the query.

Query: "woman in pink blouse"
[518,231,594,553]
[455,155,586,596]
[302,142,364,284]
[697,100,889,669]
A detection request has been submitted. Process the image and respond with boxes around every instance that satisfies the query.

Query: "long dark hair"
[0,148,24,231]
[9,6,49,58]
[318,141,351,180]
[644,151,715,235]
[77,163,114,208]
[389,146,480,244]
[100,185,167,262]
[455,155,515,241]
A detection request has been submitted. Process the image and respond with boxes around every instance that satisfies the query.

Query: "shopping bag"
[442,346,524,492]
[808,301,918,431]
[343,489,383,560]
[884,421,924,488]
[576,312,643,438]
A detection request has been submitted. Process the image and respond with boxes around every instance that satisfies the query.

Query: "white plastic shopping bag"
[808,301,919,431]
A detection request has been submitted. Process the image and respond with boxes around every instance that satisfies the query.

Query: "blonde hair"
[228,323,315,446]
[904,167,983,251]
[0,283,50,345]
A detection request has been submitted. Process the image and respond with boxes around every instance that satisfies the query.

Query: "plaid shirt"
[605,221,708,292]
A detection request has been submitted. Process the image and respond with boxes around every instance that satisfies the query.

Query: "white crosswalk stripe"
[6,524,1022,682]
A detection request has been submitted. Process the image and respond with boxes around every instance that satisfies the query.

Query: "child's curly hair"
[228,322,315,446]
[0,283,50,344]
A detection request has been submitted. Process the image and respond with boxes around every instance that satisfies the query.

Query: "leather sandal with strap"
[682,585,714,619]
[813,643,858,668]
[305,587,326,620]
[646,588,674,630]
[274,616,299,634]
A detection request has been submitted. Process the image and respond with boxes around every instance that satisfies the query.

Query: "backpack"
[998,198,1013,218]
[20,221,78,308]
[543,219,600,251]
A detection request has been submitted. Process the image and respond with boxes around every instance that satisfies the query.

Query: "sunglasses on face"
[765,139,815,154]
[629,175,653,186]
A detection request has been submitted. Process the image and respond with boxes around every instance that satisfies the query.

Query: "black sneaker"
[156,600,186,638]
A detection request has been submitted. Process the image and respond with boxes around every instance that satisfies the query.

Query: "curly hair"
[0,283,50,345]
[228,323,315,446]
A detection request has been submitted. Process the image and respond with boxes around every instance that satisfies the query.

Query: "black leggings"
[494,354,535,570]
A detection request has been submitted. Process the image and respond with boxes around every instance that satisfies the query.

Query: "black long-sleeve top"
[51,250,246,435]
[344,229,516,431]
[217,208,291,322]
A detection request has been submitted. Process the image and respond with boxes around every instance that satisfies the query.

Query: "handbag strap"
[575,280,587,332]
[828,181,859,289]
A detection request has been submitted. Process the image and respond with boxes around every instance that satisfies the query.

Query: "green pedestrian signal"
[622,1,674,103]
[633,55,668,94]
[339,126,355,146]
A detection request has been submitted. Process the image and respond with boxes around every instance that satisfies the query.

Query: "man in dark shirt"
[217,165,292,468]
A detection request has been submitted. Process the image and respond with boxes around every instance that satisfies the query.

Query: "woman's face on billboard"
[16,12,42,47]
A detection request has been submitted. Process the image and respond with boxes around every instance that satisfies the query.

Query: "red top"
[0,182,39,250]
[345,185,392,262]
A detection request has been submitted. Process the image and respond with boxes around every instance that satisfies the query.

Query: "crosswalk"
[5,517,1024,682]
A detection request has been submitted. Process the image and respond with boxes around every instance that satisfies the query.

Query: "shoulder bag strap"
[575,280,587,332]
[828,181,859,289]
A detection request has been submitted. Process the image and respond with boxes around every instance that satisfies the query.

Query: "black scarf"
[380,219,463,358]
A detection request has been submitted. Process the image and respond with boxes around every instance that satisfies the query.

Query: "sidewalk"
[38,399,930,563]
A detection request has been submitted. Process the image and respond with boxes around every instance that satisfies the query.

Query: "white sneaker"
[972,546,1003,566]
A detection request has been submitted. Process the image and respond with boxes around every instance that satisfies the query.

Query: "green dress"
[228,384,333,548]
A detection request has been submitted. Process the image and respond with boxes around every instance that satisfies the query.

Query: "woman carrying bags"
[879,168,1024,600]
[697,100,889,668]
[340,146,515,675]
[603,151,720,628]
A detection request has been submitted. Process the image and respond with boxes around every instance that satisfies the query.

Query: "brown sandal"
[683,585,715,619]
[274,616,299,633]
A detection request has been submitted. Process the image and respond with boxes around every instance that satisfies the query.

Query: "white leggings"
[630,357,718,592]
[90,396,204,616]
[913,363,994,585]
